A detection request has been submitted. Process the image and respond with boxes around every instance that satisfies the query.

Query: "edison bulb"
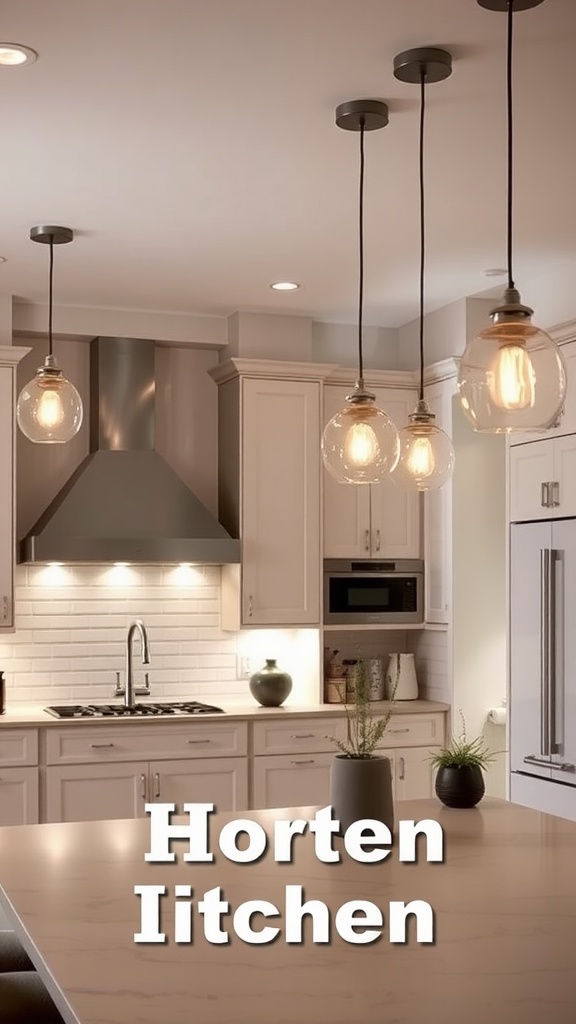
[344,420,378,468]
[36,388,65,430]
[17,358,83,443]
[458,315,566,433]
[488,344,535,411]
[322,391,399,484]
[392,419,454,492]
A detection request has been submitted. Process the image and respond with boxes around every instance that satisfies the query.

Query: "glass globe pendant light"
[16,225,83,443]
[391,48,455,491]
[321,100,399,484]
[458,0,566,433]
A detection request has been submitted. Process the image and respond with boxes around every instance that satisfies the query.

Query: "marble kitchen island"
[0,798,574,1024]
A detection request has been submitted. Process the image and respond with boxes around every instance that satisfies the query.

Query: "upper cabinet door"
[423,379,454,623]
[0,365,13,628]
[241,377,321,625]
[322,384,371,558]
[368,388,421,559]
[322,385,420,559]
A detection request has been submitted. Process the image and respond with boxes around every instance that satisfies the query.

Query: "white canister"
[386,653,419,701]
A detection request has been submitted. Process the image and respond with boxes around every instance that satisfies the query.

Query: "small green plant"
[430,711,496,771]
[332,659,397,759]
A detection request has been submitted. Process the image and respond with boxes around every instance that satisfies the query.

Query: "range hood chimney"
[20,338,240,564]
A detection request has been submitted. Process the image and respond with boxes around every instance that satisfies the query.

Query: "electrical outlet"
[236,655,253,679]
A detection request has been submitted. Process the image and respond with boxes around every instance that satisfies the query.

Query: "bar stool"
[0,931,34,973]
[0,972,65,1023]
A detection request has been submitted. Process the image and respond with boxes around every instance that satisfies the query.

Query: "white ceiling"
[1,0,575,330]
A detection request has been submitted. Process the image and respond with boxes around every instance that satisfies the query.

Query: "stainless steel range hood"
[20,337,240,564]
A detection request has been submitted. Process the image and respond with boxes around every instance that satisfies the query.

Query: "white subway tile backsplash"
[0,564,261,707]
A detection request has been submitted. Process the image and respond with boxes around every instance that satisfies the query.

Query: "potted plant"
[330,659,397,832]
[430,712,496,808]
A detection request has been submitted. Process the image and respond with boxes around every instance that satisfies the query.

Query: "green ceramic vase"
[249,659,292,707]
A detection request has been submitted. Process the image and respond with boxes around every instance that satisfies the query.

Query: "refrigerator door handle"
[540,548,551,756]
[524,755,575,773]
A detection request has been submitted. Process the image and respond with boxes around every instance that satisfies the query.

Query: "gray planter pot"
[330,754,394,834]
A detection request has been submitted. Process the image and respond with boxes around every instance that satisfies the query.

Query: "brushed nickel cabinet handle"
[291,733,315,739]
[187,738,211,745]
[399,757,405,780]
[290,759,315,766]
[365,529,370,552]
[248,595,253,618]
[389,728,410,734]
[375,529,381,552]
[541,482,549,508]
[154,772,160,799]
[551,481,560,507]
[1,596,8,622]
[140,773,147,800]
[90,742,115,749]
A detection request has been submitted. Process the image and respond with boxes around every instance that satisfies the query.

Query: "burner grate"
[44,701,225,719]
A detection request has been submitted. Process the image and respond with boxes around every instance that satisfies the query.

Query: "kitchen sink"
[44,701,225,719]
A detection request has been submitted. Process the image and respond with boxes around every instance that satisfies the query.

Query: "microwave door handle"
[540,548,551,757]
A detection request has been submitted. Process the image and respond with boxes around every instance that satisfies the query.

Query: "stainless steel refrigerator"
[510,518,576,820]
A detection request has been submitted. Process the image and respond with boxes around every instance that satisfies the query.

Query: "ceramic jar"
[249,659,293,707]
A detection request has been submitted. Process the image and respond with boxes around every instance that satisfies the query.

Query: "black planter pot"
[435,764,485,808]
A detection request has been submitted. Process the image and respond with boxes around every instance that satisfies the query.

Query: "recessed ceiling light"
[0,43,38,67]
[269,281,300,291]
[481,267,507,278]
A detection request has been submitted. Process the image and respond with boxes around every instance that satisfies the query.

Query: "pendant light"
[17,226,83,444]
[321,100,399,484]
[392,48,455,491]
[457,0,566,433]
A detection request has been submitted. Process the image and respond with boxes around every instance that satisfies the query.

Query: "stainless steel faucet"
[125,619,151,709]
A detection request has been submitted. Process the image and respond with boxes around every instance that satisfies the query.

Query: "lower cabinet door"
[0,767,39,825]
[153,758,248,812]
[394,746,439,801]
[45,761,148,822]
[252,753,334,810]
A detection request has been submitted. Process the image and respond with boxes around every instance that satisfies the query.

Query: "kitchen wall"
[0,563,320,708]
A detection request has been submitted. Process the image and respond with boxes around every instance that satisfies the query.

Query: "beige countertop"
[0,699,449,728]
[0,797,575,1024]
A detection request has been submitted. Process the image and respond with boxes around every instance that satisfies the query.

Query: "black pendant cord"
[418,68,426,402]
[48,235,54,357]
[506,0,515,291]
[357,119,365,382]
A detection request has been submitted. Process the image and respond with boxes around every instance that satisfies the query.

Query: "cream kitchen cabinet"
[393,746,440,801]
[509,434,576,522]
[0,347,30,631]
[423,374,455,624]
[322,383,420,559]
[44,721,249,822]
[0,728,39,825]
[251,711,445,810]
[251,715,347,809]
[213,360,326,628]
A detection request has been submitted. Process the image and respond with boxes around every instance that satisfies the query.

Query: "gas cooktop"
[44,701,225,719]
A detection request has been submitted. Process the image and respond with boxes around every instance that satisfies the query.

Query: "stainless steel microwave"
[323,559,424,625]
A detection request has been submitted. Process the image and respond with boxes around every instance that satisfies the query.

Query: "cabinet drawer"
[252,717,347,755]
[0,729,38,767]
[377,714,445,750]
[45,721,248,765]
